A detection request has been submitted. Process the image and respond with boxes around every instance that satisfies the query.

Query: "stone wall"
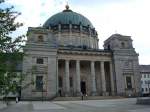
[104,34,141,96]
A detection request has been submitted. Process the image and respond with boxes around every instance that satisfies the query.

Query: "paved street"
[0,98,150,112]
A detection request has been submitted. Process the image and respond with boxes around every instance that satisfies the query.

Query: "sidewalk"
[53,96,124,101]
[32,101,65,110]
[0,101,7,109]
[0,101,19,110]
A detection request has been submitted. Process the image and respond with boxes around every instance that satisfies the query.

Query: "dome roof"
[43,6,94,29]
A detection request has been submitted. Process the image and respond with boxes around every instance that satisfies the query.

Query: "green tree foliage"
[0,0,25,98]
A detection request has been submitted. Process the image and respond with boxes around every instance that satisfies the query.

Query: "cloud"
[72,0,150,64]
[4,0,150,64]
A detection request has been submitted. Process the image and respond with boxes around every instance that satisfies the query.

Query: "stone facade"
[104,34,141,96]
[21,7,141,100]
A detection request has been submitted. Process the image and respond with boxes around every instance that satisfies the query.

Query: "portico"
[57,49,115,96]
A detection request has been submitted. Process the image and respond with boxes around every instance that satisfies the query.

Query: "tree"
[0,0,25,102]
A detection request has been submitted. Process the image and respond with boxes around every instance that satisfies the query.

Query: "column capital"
[65,59,70,61]
[91,60,96,63]
[100,61,105,63]
[109,61,112,64]
[76,60,80,62]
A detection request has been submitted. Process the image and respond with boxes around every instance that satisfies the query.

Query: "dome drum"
[49,24,97,37]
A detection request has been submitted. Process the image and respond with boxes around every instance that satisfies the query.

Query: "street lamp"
[40,80,44,101]
[4,73,8,104]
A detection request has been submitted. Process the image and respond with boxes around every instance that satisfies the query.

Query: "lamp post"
[40,80,44,101]
[4,73,8,105]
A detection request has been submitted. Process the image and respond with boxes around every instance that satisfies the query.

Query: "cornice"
[58,49,111,56]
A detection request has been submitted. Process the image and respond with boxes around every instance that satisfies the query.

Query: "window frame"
[125,75,133,89]
[37,35,44,42]
[36,58,44,64]
[35,76,43,91]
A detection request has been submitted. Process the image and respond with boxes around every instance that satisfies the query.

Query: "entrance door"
[81,81,86,95]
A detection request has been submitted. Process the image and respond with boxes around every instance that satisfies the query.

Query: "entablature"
[57,49,112,61]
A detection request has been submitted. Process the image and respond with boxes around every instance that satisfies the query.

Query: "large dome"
[43,6,94,29]
[42,6,98,50]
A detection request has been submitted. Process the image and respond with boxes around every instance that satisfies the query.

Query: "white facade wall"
[141,73,150,94]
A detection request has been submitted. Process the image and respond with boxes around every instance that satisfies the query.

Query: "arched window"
[121,42,125,48]
[107,44,110,50]
[38,35,44,42]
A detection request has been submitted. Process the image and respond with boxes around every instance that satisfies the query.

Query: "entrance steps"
[53,96,124,101]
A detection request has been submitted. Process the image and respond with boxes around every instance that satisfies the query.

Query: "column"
[91,61,97,96]
[109,61,115,95]
[56,59,59,96]
[100,61,107,96]
[76,60,81,96]
[64,60,70,96]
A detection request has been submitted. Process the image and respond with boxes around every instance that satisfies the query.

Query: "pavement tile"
[0,102,7,109]
[32,101,66,110]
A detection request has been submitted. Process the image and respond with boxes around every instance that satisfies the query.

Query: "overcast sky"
[3,0,150,65]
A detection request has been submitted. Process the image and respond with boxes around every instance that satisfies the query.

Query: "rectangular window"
[126,76,132,89]
[36,76,43,91]
[36,58,44,64]
[145,88,148,92]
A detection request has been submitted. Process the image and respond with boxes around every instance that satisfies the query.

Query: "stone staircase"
[53,96,125,101]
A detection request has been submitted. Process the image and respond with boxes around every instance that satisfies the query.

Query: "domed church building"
[22,5,141,100]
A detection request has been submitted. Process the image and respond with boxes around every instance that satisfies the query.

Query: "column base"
[64,92,70,97]
[111,91,115,96]
[76,92,82,96]
[102,92,109,96]
[64,94,69,97]
[91,91,97,96]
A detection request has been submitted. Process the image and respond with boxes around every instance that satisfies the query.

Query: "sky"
[2,0,150,65]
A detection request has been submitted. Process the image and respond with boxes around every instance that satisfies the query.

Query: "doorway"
[81,81,86,95]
